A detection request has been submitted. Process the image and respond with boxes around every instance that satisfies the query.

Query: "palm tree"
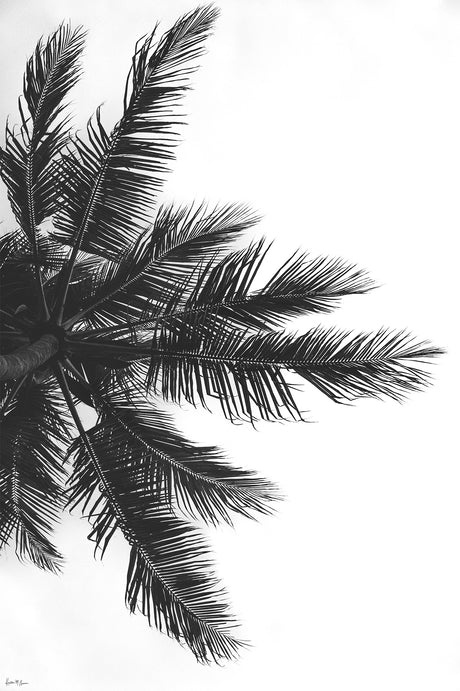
[0,6,442,663]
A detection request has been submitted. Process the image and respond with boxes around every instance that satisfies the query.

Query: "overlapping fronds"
[70,382,279,525]
[53,5,219,261]
[60,201,259,330]
[64,378,243,662]
[0,23,85,242]
[0,5,443,665]
[0,230,34,326]
[0,376,70,572]
[171,242,373,330]
[63,230,370,341]
[0,229,70,332]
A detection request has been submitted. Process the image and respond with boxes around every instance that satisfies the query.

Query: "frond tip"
[290,327,444,403]
[1,22,85,241]
[146,321,443,420]
[70,386,281,525]
[125,513,244,663]
[63,375,245,662]
[53,6,219,261]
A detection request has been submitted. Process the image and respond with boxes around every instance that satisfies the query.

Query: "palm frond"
[65,370,279,525]
[0,230,35,326]
[167,242,373,331]
[46,253,104,323]
[253,249,373,321]
[0,228,69,280]
[0,228,29,268]
[67,234,370,342]
[53,5,219,262]
[0,230,68,341]
[0,23,85,242]
[124,512,242,663]
[61,201,259,330]
[287,327,444,402]
[0,376,70,572]
[142,318,443,421]
[58,367,243,663]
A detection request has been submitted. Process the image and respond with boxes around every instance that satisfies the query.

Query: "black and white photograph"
[0,1,456,689]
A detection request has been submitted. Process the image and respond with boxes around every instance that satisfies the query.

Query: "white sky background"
[0,0,458,689]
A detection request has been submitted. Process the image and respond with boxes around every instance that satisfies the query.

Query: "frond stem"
[0,308,33,330]
[56,359,221,634]
[54,361,129,531]
[53,127,123,325]
[67,337,439,369]
[63,358,233,490]
[26,149,49,320]
[55,38,169,328]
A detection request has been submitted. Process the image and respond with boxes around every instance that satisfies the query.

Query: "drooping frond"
[0,376,70,572]
[0,23,85,242]
[58,367,243,663]
[64,371,279,525]
[124,511,242,663]
[61,201,259,330]
[53,5,219,263]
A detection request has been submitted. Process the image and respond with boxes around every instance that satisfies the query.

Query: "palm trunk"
[0,334,59,381]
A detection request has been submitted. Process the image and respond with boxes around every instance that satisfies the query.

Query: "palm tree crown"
[0,6,442,663]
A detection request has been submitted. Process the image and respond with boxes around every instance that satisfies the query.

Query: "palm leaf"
[0,376,70,572]
[0,229,70,332]
[140,319,442,421]
[166,241,373,331]
[0,230,35,326]
[0,23,85,242]
[61,201,259,330]
[65,233,371,342]
[64,369,279,525]
[58,366,242,662]
[53,5,219,262]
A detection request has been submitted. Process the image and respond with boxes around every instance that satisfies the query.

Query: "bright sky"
[0,1,457,690]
